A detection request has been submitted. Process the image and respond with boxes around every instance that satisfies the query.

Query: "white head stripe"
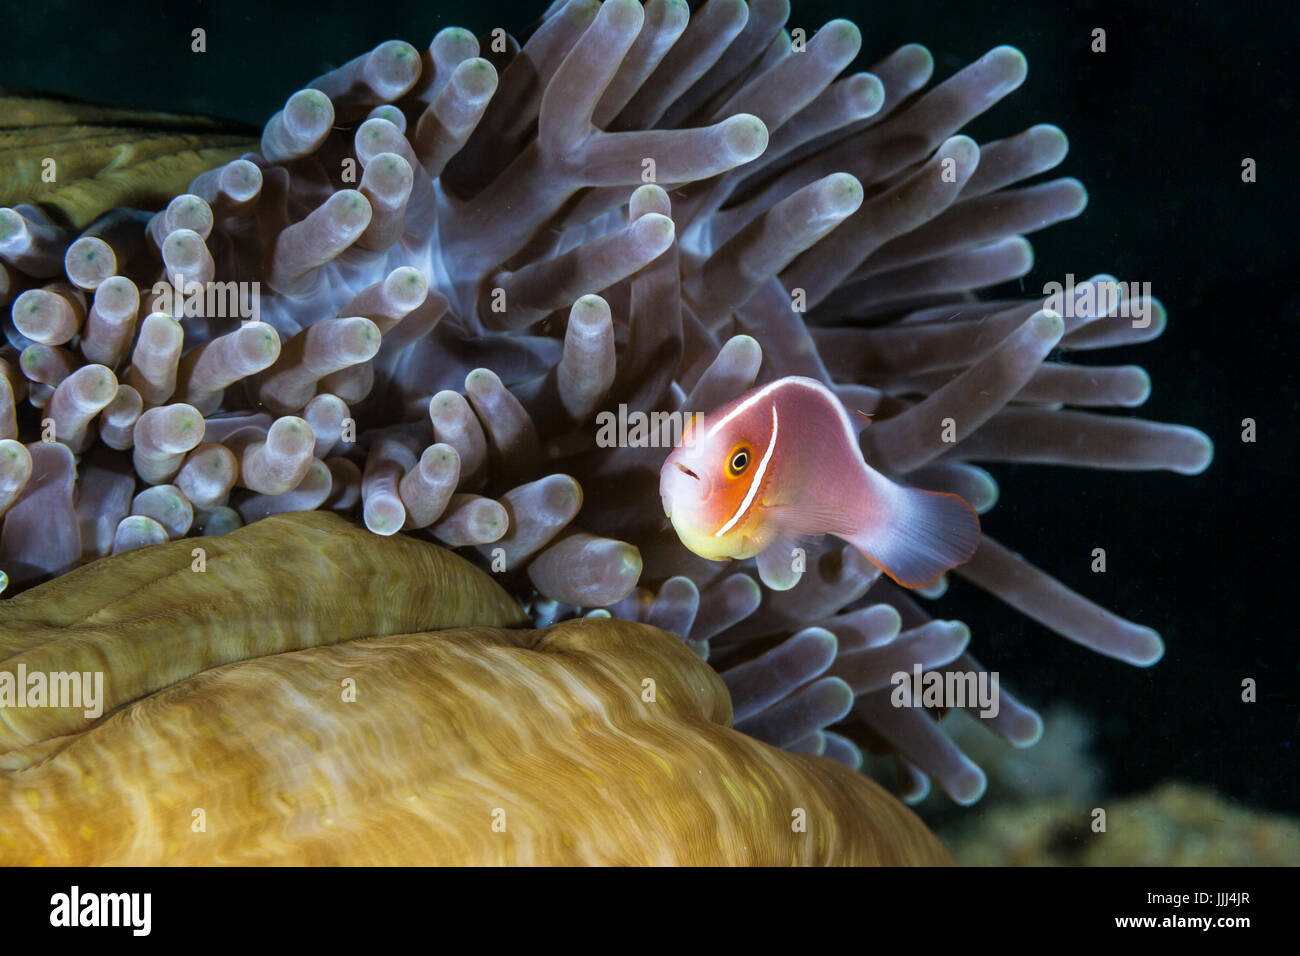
[704,379,785,441]
[715,404,779,537]
[705,377,858,448]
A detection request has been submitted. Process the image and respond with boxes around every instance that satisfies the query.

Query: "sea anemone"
[0,0,1212,806]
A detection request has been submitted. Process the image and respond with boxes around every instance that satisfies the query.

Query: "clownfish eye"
[726,446,751,477]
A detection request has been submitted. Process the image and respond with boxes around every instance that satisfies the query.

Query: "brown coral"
[0,512,948,865]
[941,783,1300,866]
[0,92,257,230]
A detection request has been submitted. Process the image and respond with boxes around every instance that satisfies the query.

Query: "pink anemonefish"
[659,376,980,589]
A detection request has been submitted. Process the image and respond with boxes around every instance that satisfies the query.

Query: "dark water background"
[2,0,1296,815]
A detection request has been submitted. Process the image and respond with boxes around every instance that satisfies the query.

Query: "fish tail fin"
[851,484,981,589]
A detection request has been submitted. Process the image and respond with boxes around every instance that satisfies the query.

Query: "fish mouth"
[661,460,708,522]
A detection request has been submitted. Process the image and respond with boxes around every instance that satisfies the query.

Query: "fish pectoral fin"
[764,500,858,538]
